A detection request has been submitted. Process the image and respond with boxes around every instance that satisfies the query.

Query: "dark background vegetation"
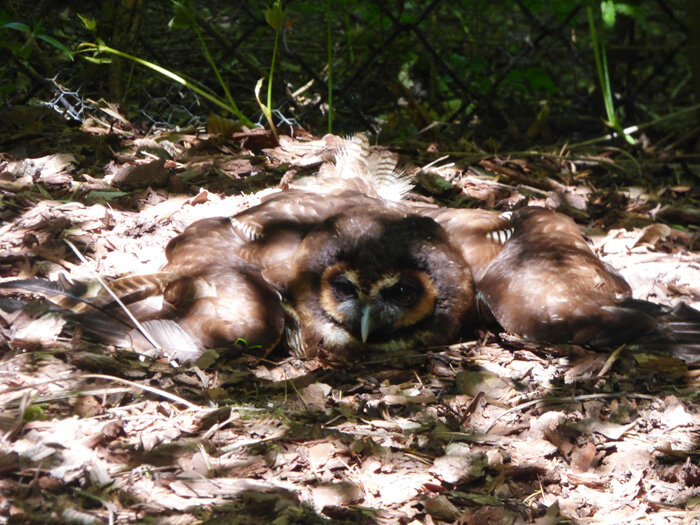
[1,0,699,150]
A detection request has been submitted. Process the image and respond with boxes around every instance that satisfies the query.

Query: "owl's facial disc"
[320,263,437,344]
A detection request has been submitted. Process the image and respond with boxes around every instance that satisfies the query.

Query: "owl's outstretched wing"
[0,263,285,362]
[462,206,700,359]
[474,207,633,344]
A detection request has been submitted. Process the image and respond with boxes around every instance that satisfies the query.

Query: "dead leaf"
[589,420,635,440]
[111,159,168,189]
[661,396,695,429]
[207,112,243,136]
[311,481,364,509]
[73,396,104,418]
[632,223,671,248]
[455,370,512,399]
[571,441,596,473]
[421,494,461,521]
[4,309,65,346]
[308,442,335,470]
[430,450,487,484]
[297,382,332,411]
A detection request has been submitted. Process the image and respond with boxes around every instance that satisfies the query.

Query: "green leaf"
[169,0,194,29]
[525,67,558,94]
[1,40,30,60]
[614,3,642,19]
[77,13,97,32]
[1,21,31,33]
[82,55,112,64]
[88,190,129,200]
[398,12,418,24]
[0,41,23,55]
[265,0,285,31]
[601,0,616,28]
[23,404,49,422]
[255,77,269,115]
[37,34,73,59]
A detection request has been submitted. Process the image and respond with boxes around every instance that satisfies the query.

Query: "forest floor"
[0,105,699,524]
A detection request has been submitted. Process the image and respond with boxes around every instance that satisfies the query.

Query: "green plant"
[169,0,253,127]
[326,0,334,132]
[586,0,634,144]
[79,40,253,126]
[0,9,73,102]
[0,10,73,62]
[23,403,50,423]
[256,0,285,142]
[77,2,254,128]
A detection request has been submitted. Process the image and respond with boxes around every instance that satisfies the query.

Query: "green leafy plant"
[0,10,73,61]
[256,0,286,142]
[23,403,50,423]
[169,0,253,127]
[587,0,634,144]
[77,2,254,127]
[79,40,253,126]
[0,10,73,103]
[326,0,334,132]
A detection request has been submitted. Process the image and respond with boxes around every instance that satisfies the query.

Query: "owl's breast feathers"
[2,136,699,363]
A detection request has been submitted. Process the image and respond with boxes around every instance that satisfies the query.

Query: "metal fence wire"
[0,0,692,142]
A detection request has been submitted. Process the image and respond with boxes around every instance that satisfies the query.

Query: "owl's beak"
[360,304,372,343]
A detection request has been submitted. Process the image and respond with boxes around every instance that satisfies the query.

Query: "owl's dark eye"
[332,278,357,300]
[382,280,419,306]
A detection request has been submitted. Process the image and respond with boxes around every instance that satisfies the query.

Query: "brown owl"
[144,138,479,362]
[2,136,698,363]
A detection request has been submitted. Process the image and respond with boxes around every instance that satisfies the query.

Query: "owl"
[2,136,698,363]
[141,139,479,363]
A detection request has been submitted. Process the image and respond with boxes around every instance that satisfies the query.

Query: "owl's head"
[286,205,475,361]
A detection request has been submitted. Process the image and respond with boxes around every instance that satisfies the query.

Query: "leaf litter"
[0,106,698,523]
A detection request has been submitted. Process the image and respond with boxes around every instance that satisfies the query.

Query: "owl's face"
[285,206,475,362]
[320,262,437,345]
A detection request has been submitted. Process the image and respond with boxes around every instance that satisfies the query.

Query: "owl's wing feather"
[0,262,284,360]
[304,133,413,201]
[477,207,633,344]
[0,274,198,358]
[418,207,512,283]
[0,277,102,311]
[475,207,700,360]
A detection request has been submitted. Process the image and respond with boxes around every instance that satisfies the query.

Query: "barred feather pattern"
[321,134,413,202]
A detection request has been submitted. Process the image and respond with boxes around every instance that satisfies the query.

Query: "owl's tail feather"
[332,134,414,202]
[596,299,700,363]
[66,312,203,362]
[0,276,204,361]
[0,276,103,311]
[652,302,700,363]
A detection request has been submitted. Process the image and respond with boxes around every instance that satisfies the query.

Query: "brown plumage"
[281,203,474,362]
[2,135,698,363]
[152,180,477,362]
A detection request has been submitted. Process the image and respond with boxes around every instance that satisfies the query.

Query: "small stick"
[0,373,199,409]
[64,240,161,352]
